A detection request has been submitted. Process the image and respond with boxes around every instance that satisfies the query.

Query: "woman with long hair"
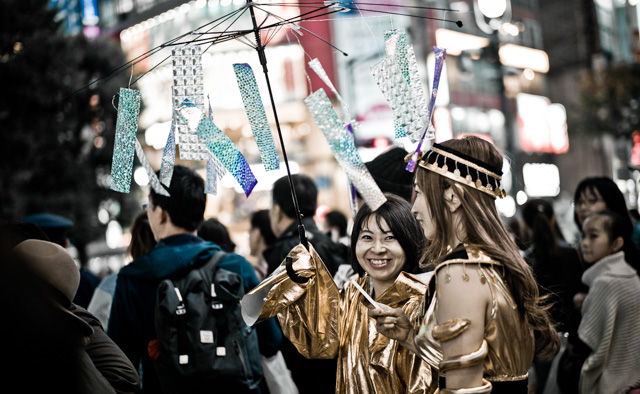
[370,136,559,393]
[242,193,436,393]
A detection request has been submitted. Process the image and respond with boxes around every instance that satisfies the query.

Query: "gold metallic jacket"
[415,247,535,392]
[241,243,436,394]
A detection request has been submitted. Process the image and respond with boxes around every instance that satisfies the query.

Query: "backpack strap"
[175,250,227,361]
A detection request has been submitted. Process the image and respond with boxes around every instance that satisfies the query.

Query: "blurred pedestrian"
[576,211,640,393]
[521,198,585,394]
[88,212,157,329]
[107,165,279,393]
[21,212,101,308]
[361,146,414,205]
[324,209,349,246]
[247,210,277,281]
[0,240,114,394]
[8,233,140,394]
[198,217,236,253]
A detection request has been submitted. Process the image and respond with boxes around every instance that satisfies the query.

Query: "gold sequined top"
[415,247,535,385]
[241,244,436,394]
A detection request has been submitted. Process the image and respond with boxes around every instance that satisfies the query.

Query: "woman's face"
[411,183,435,240]
[355,215,406,285]
[575,187,608,226]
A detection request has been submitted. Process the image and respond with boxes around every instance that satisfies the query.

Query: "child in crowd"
[578,210,640,393]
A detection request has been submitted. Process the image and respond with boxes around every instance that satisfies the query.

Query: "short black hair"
[250,210,277,246]
[272,174,317,219]
[149,165,206,231]
[198,218,236,252]
[349,193,425,276]
[325,211,348,237]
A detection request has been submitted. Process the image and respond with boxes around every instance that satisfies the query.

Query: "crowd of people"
[2,136,640,393]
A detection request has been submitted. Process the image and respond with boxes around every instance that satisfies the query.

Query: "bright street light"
[477,0,507,18]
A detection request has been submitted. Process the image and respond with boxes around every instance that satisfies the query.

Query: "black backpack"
[154,251,263,394]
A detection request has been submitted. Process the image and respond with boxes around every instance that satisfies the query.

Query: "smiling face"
[355,215,406,295]
[581,215,622,264]
[411,183,435,240]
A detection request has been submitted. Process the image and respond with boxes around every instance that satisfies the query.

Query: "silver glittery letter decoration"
[233,63,280,172]
[305,89,386,211]
[110,88,141,193]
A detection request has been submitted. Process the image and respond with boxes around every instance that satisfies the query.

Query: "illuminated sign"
[523,163,561,197]
[516,93,569,154]
[499,44,549,73]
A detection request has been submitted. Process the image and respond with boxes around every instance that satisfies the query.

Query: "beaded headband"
[411,143,507,199]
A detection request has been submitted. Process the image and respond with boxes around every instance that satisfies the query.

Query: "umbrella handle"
[286,256,309,284]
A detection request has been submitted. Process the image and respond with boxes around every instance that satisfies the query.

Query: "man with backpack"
[108,165,281,393]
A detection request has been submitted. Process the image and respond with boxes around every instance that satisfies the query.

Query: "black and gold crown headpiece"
[413,143,507,199]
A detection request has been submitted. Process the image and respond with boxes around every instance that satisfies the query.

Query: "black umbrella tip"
[456,20,463,28]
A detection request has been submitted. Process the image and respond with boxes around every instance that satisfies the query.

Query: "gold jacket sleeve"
[241,243,340,359]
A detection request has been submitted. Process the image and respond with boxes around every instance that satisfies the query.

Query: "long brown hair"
[416,136,559,358]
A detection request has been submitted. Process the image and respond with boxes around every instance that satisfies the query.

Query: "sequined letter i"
[110,88,141,193]
[233,63,279,171]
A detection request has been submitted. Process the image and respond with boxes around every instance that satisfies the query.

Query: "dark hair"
[349,193,425,276]
[522,198,565,258]
[573,176,633,234]
[149,165,206,231]
[198,218,236,252]
[584,210,627,244]
[325,210,348,237]
[272,174,317,219]
[250,210,277,246]
[415,136,559,358]
[127,213,156,260]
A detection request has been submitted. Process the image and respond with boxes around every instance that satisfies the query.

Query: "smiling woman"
[242,193,437,393]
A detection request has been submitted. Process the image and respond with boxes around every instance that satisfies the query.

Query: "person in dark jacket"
[264,174,347,277]
[263,173,344,394]
[10,237,140,394]
[107,165,281,393]
[521,199,585,394]
[1,223,140,394]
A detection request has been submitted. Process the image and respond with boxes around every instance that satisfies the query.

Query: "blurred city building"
[48,0,640,268]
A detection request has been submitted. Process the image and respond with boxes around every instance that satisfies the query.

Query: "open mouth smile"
[368,259,390,268]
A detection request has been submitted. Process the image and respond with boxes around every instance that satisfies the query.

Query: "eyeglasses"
[142,201,154,211]
[571,198,604,208]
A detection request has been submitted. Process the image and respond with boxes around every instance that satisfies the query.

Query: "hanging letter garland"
[305,89,386,211]
[159,118,176,187]
[172,45,208,161]
[233,63,280,171]
[134,139,170,196]
[110,88,141,193]
[204,97,217,195]
[406,46,446,172]
[371,29,428,143]
[177,104,257,197]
